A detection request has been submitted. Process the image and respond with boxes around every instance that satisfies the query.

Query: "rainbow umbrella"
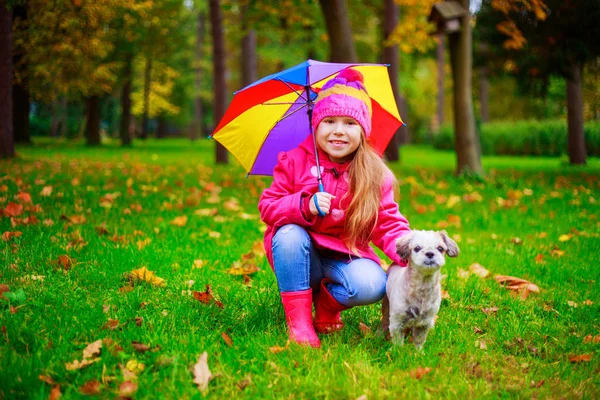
[211,59,403,183]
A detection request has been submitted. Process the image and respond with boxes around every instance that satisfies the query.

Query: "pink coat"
[258,135,411,268]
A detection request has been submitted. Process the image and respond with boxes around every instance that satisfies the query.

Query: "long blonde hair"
[343,135,396,254]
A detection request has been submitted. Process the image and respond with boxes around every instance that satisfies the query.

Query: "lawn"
[1,138,599,399]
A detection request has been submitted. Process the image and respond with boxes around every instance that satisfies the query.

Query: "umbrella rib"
[276,78,308,101]
[277,102,308,122]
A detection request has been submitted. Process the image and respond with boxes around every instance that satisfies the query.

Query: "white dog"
[381,230,459,349]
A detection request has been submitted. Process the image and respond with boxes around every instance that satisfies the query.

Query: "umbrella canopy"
[211,59,403,176]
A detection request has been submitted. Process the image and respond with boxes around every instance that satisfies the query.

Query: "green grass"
[1,137,599,399]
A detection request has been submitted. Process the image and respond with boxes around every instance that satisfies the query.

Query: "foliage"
[387,0,440,54]
[433,120,600,156]
[1,139,599,398]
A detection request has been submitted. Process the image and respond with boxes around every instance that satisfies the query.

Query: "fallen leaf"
[534,254,544,264]
[193,259,204,269]
[494,275,540,299]
[469,263,491,279]
[221,332,233,347]
[409,367,432,379]
[38,374,56,385]
[125,359,145,375]
[170,215,188,227]
[192,285,224,308]
[473,326,484,334]
[132,341,151,353]
[567,301,578,308]
[118,381,138,396]
[82,340,102,359]
[481,307,499,315]
[457,268,470,279]
[475,340,487,349]
[103,318,120,330]
[192,352,212,392]
[49,384,61,400]
[568,354,592,363]
[583,335,600,343]
[530,379,545,388]
[2,231,22,241]
[269,344,288,354]
[41,186,53,197]
[194,208,218,217]
[65,358,100,371]
[511,237,523,245]
[359,322,371,336]
[56,255,73,270]
[128,266,165,287]
[583,299,593,306]
[80,380,101,395]
[4,202,23,217]
[227,261,260,275]
[558,234,572,242]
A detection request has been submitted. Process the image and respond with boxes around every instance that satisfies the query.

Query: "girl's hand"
[309,192,336,215]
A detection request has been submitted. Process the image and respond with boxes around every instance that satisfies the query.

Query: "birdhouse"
[428,2,467,35]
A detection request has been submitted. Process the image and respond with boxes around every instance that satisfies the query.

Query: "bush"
[433,120,600,157]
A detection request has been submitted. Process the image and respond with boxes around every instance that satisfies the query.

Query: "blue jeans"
[272,224,387,308]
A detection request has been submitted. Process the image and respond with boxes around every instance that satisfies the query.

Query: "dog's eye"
[437,246,445,252]
[413,246,422,253]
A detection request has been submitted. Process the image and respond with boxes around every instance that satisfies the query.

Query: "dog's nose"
[425,252,435,259]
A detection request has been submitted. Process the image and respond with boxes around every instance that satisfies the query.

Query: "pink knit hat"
[311,68,373,137]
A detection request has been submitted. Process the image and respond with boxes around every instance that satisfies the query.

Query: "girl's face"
[316,116,362,163]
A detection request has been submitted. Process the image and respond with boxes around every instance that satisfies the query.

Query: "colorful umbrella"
[211,59,403,180]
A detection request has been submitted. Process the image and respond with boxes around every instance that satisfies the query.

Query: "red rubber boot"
[280,289,321,348]
[314,279,349,334]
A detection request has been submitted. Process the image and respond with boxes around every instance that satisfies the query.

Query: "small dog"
[381,230,459,349]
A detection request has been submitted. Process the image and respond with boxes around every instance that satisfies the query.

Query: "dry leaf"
[469,263,491,279]
[192,285,224,308]
[558,234,572,242]
[2,231,22,241]
[583,299,593,306]
[457,268,470,279]
[38,374,56,385]
[82,340,102,359]
[170,215,188,227]
[41,186,53,197]
[80,380,101,395]
[494,275,540,299]
[227,261,260,276]
[132,341,151,353]
[192,352,212,392]
[481,307,499,315]
[57,255,73,270]
[359,322,371,336]
[568,354,592,363]
[567,301,578,308]
[65,358,100,371]
[4,202,23,217]
[534,254,544,264]
[530,379,545,388]
[269,345,288,354]
[129,266,165,287]
[49,385,61,400]
[193,259,204,269]
[221,332,233,347]
[118,381,138,396]
[409,367,432,379]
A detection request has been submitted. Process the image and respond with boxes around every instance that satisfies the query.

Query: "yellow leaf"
[558,234,572,242]
[82,340,102,359]
[129,267,165,287]
[227,261,260,276]
[469,263,491,279]
[65,358,99,371]
[170,216,188,227]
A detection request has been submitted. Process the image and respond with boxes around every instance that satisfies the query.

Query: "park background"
[1,0,599,399]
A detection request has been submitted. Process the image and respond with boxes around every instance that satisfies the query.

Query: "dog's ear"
[440,231,460,257]
[396,233,413,260]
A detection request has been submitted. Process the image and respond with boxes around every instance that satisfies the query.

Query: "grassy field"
[1,138,599,399]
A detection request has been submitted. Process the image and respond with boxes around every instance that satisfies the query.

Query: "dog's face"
[396,230,459,272]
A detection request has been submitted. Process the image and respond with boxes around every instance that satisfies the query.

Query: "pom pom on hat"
[311,68,372,136]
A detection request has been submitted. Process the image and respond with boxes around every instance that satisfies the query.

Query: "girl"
[258,68,411,348]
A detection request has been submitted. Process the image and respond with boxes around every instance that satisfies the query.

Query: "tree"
[448,0,482,175]
[12,1,30,144]
[318,0,357,63]
[192,10,206,141]
[210,0,228,164]
[477,0,600,165]
[0,0,14,158]
[382,0,400,161]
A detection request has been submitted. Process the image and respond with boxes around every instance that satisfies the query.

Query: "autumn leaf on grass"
[227,260,260,276]
[4,202,23,217]
[65,339,103,371]
[49,385,61,400]
[583,335,600,343]
[2,231,22,241]
[569,354,592,363]
[193,285,224,308]
[80,380,101,395]
[409,367,432,379]
[221,332,233,347]
[192,352,212,392]
[494,275,540,299]
[40,186,53,197]
[252,240,266,258]
[65,357,100,371]
[128,266,165,287]
[469,263,491,279]
[170,215,188,227]
[559,234,572,242]
[82,340,102,359]
[119,381,138,397]
[56,255,74,270]
[359,322,371,336]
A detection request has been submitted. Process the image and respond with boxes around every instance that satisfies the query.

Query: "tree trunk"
[157,116,167,138]
[435,36,445,133]
[120,52,133,146]
[318,0,357,63]
[447,0,482,175]
[479,66,489,123]
[60,97,68,137]
[383,0,399,162]
[141,57,152,140]
[85,95,101,146]
[51,98,59,137]
[241,5,256,87]
[566,61,586,165]
[12,1,29,144]
[0,1,14,158]
[192,11,205,141]
[209,0,229,164]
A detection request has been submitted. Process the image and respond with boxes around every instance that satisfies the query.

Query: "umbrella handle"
[313,182,327,217]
